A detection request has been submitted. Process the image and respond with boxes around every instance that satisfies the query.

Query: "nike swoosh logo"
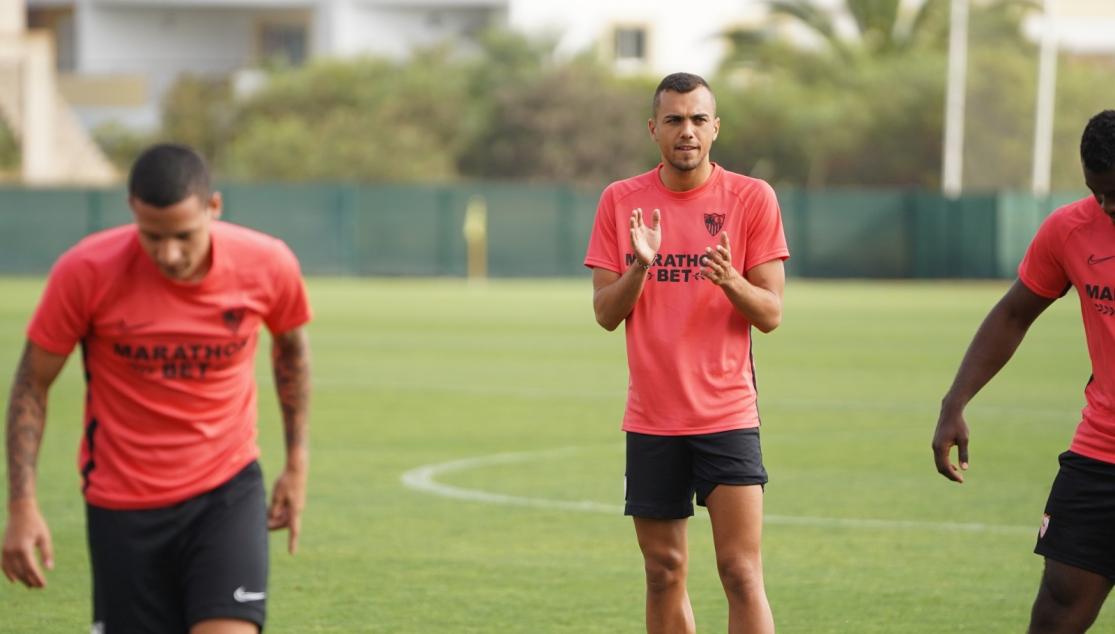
[233,587,266,603]
[1088,254,1115,265]
[116,320,154,332]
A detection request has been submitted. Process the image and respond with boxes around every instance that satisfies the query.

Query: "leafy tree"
[98,73,237,174]
[1047,58,1115,191]
[161,74,236,166]
[456,29,657,185]
[200,29,657,185]
[715,0,1051,190]
[713,49,946,187]
[724,0,950,66]
[223,48,469,182]
[90,120,151,173]
[458,60,656,185]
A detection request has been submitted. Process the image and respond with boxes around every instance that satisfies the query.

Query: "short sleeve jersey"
[584,164,789,436]
[27,221,312,509]
[1019,196,1115,464]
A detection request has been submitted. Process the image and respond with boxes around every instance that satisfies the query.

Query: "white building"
[508,0,766,78]
[24,0,508,129]
[1025,0,1115,58]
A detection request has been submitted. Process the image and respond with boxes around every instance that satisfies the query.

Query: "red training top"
[28,221,312,509]
[1020,196,1115,464]
[584,164,789,436]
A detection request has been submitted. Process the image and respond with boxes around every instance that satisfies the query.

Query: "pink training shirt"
[1019,196,1115,465]
[28,221,312,509]
[585,164,789,436]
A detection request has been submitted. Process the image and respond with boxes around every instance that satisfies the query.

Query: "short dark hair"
[128,143,211,207]
[1081,110,1115,173]
[652,72,715,118]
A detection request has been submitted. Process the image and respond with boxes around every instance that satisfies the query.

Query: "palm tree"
[724,0,1033,65]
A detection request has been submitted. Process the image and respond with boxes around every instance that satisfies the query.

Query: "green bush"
[91,120,151,174]
[0,119,19,176]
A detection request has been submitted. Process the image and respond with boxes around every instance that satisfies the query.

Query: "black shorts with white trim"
[87,460,270,633]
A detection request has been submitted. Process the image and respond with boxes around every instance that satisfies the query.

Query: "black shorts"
[625,428,768,519]
[1034,451,1115,579]
[86,461,270,633]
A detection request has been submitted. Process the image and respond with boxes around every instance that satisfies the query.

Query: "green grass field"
[0,277,1111,633]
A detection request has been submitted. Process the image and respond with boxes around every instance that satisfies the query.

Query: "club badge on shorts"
[1039,513,1051,539]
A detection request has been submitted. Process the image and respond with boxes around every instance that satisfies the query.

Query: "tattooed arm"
[266,326,311,554]
[3,340,68,588]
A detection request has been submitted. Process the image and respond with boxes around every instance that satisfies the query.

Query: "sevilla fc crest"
[223,308,246,334]
[704,213,725,236]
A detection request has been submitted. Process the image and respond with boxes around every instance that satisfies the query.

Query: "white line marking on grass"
[400,448,623,513]
[316,378,620,400]
[762,515,1033,534]
[400,448,1036,535]
[320,378,1073,420]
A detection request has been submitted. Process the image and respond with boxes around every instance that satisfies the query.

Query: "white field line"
[400,448,622,514]
[320,378,1072,420]
[399,448,1036,535]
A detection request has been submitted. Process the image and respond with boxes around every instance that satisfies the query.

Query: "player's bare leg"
[706,484,774,634]
[1027,559,1114,634]
[634,517,695,634]
[191,618,259,634]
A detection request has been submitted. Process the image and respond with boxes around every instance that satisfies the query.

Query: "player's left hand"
[932,408,970,483]
[701,232,740,287]
[268,466,307,554]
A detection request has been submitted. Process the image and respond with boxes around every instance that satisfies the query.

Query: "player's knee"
[1029,580,1101,634]
[1029,598,1063,633]
[643,548,688,591]
[1029,602,1098,634]
[716,554,763,597]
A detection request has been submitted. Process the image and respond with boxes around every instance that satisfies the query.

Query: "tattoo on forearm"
[273,330,311,453]
[7,344,46,502]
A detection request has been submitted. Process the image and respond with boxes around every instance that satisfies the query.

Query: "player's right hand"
[629,208,661,268]
[2,499,54,588]
[931,409,970,483]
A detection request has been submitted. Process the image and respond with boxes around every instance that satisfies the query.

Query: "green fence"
[778,188,1082,278]
[0,183,1088,278]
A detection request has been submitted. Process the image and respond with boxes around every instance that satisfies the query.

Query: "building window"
[259,21,308,67]
[614,27,647,62]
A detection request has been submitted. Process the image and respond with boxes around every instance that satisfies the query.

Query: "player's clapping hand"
[1,500,54,588]
[629,208,661,268]
[268,466,307,554]
[701,232,741,286]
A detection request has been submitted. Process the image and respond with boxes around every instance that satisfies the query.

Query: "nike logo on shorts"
[233,587,267,602]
